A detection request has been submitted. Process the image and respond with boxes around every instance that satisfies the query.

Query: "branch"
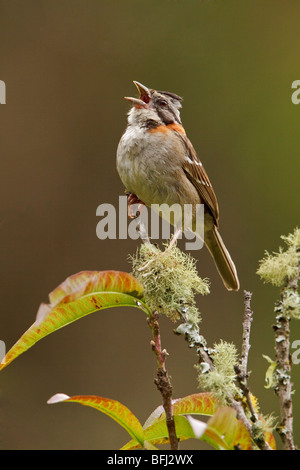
[235,291,259,423]
[273,271,299,450]
[147,311,179,450]
[240,291,253,374]
[176,293,273,450]
[256,227,300,449]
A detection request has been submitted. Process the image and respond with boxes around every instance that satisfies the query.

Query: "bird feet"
[165,227,182,252]
[127,192,145,219]
[126,192,181,272]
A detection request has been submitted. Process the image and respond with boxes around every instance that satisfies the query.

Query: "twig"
[231,291,272,450]
[240,291,253,375]
[235,291,259,423]
[273,272,298,450]
[147,311,179,450]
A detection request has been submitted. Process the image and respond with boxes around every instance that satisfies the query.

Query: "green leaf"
[48,393,144,447]
[121,415,195,450]
[0,270,150,371]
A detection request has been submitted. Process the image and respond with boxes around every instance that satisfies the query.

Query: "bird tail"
[205,226,240,291]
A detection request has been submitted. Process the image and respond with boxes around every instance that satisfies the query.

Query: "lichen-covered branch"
[257,227,300,450]
[177,289,275,450]
[273,311,294,449]
[129,237,283,450]
[272,272,298,450]
[130,241,211,450]
[234,291,259,423]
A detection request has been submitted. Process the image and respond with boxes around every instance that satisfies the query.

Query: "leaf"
[172,392,219,417]
[184,416,207,439]
[147,415,195,445]
[201,407,252,450]
[175,396,252,450]
[0,270,150,371]
[142,392,218,430]
[265,430,276,450]
[122,393,218,450]
[122,394,252,450]
[48,393,144,447]
[121,415,195,450]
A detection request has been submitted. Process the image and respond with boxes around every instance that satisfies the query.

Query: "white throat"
[127,107,162,127]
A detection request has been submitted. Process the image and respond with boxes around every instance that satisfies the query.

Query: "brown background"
[0,0,299,450]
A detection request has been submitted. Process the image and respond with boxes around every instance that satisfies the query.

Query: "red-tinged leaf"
[201,407,252,450]
[48,393,144,447]
[230,416,253,450]
[122,393,218,450]
[172,392,219,417]
[265,430,276,450]
[142,393,218,430]
[0,270,150,371]
[122,395,252,450]
[48,270,146,306]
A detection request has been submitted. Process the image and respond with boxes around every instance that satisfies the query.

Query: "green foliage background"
[0,0,299,449]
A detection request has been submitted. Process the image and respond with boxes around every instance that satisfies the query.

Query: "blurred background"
[0,0,299,450]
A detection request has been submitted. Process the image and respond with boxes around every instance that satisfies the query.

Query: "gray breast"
[117,126,181,207]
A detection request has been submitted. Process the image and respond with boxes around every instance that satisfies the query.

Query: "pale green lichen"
[263,355,278,389]
[257,227,300,287]
[281,228,300,250]
[196,340,240,404]
[129,242,210,322]
[281,290,300,320]
[251,413,277,444]
[257,228,300,321]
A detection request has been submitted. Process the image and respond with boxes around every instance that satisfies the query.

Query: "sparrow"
[116,81,239,291]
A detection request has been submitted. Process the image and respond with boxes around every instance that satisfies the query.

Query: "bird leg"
[165,227,182,251]
[127,192,145,219]
[126,192,182,271]
[137,227,182,272]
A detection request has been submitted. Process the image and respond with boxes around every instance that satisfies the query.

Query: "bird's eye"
[159,99,168,107]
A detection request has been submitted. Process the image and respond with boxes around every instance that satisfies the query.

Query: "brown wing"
[179,134,219,226]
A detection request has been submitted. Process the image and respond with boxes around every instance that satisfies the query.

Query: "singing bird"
[117,81,239,291]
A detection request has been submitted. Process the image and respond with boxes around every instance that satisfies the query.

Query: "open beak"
[125,80,151,106]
